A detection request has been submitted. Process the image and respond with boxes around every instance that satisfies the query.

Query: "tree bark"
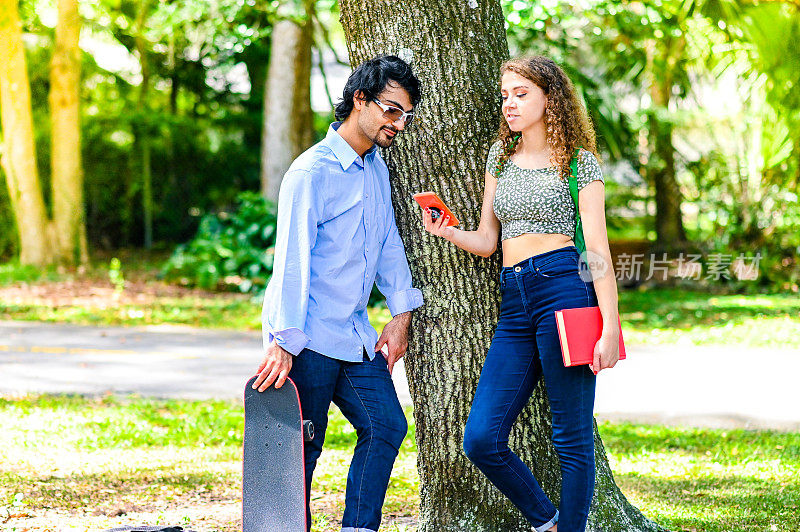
[646,39,686,249]
[648,83,686,248]
[50,0,88,264]
[0,0,54,266]
[134,0,153,249]
[338,1,668,530]
[260,3,315,203]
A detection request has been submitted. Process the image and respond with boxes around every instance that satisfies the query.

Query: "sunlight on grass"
[624,316,800,347]
[598,422,800,531]
[0,262,51,284]
[618,289,800,347]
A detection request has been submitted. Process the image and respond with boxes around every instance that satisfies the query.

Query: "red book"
[554,306,626,367]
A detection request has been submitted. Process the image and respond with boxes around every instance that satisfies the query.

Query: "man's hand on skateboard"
[253,341,293,391]
[375,311,411,375]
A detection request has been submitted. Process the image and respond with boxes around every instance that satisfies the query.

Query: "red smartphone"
[413,191,460,227]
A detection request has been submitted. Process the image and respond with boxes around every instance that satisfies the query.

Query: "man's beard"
[373,126,398,148]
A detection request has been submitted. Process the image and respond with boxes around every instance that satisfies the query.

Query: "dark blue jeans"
[463,246,598,532]
[289,348,408,532]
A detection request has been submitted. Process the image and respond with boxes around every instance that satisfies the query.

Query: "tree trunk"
[0,0,54,266]
[646,42,686,249]
[648,98,686,246]
[134,0,153,249]
[339,1,667,530]
[260,3,314,202]
[50,0,88,264]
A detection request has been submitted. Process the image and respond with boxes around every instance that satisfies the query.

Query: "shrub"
[161,192,276,293]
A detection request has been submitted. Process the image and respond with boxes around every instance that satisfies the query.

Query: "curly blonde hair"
[493,56,598,179]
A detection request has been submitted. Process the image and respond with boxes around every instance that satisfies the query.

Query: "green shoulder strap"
[567,147,586,255]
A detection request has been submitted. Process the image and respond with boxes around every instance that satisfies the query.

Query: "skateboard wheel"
[303,420,314,442]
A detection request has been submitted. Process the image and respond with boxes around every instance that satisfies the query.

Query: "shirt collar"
[325,122,378,171]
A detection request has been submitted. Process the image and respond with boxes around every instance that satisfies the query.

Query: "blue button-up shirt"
[261,122,424,362]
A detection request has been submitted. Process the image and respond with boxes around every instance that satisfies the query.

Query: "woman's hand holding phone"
[413,191,459,240]
[422,207,456,240]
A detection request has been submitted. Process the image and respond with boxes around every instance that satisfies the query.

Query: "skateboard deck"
[243,376,312,532]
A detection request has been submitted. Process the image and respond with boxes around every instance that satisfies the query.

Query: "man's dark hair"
[334,55,422,122]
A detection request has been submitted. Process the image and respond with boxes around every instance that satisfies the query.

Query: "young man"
[252,55,423,532]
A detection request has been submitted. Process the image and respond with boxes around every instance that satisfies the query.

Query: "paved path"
[1,320,798,430]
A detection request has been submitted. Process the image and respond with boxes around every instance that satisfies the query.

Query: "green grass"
[1,395,245,450]
[0,394,415,531]
[2,395,799,531]
[0,251,172,286]
[0,262,59,284]
[0,299,392,332]
[597,423,800,531]
[619,289,800,347]
[0,296,263,330]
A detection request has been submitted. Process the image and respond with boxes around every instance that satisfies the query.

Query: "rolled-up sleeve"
[261,169,320,355]
[375,207,423,316]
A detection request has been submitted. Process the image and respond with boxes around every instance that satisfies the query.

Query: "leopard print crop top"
[486,141,604,241]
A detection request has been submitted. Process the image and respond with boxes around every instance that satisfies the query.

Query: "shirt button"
[514,266,522,272]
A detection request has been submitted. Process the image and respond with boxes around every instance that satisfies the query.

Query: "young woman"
[421,56,620,532]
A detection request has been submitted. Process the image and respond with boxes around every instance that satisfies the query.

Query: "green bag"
[567,147,585,255]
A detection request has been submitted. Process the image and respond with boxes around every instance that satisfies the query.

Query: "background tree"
[50,0,87,262]
[67,0,271,250]
[260,0,315,202]
[339,0,665,530]
[2,0,796,289]
[698,0,800,254]
[133,0,155,249]
[0,0,85,266]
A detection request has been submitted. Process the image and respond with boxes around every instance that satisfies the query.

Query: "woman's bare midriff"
[502,233,574,267]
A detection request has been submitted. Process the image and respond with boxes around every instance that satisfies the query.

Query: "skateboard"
[243,375,314,532]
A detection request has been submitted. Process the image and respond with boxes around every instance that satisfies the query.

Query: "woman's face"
[501,71,547,133]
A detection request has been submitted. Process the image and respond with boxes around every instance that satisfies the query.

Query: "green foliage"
[503,0,800,290]
[502,0,639,162]
[0,261,57,285]
[108,257,125,293]
[0,0,275,253]
[160,192,277,293]
[0,180,18,261]
[715,1,800,181]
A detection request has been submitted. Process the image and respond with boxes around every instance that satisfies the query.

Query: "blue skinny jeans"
[463,246,598,532]
[289,348,408,532]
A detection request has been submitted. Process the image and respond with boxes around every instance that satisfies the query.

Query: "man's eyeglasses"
[371,98,415,125]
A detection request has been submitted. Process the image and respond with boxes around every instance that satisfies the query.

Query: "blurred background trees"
[1,0,85,265]
[0,0,797,289]
[503,0,798,287]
